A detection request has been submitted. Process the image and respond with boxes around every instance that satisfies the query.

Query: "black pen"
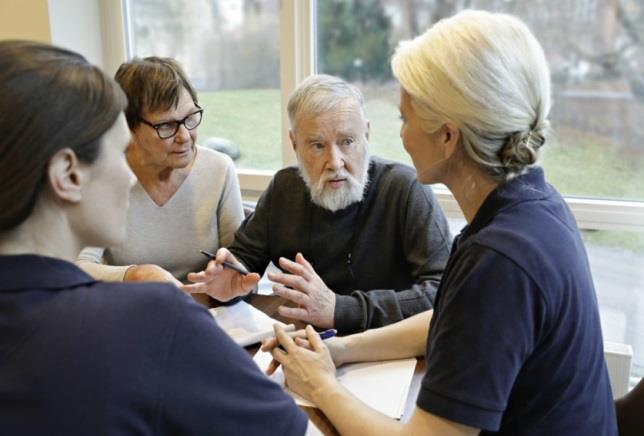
[199,249,249,276]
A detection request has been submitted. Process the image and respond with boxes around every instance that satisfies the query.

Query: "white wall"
[48,0,103,66]
[47,0,125,75]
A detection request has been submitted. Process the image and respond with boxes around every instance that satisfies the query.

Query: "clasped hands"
[261,324,343,404]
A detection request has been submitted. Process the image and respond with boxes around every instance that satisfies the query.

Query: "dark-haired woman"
[0,40,307,435]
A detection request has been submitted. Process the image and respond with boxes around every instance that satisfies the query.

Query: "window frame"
[104,0,644,232]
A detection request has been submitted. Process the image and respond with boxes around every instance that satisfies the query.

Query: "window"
[124,0,282,170]
[317,0,644,202]
[316,0,644,380]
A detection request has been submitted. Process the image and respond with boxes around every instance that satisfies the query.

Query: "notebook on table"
[253,349,417,419]
[209,300,294,347]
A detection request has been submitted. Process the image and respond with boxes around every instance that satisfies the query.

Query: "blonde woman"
[267,10,617,435]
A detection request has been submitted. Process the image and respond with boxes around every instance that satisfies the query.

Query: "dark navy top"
[417,168,617,435]
[0,255,307,435]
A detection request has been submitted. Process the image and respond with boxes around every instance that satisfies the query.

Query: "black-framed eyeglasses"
[140,107,204,139]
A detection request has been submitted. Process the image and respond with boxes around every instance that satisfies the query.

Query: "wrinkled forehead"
[293,101,367,137]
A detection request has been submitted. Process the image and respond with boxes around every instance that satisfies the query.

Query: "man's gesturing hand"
[268,253,335,329]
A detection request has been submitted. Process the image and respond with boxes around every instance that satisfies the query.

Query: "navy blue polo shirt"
[0,255,306,435]
[417,168,617,435]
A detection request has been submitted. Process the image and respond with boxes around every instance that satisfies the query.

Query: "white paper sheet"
[256,262,281,295]
[209,301,294,347]
[254,350,417,419]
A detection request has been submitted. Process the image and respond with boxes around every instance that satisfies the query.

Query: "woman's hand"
[269,324,339,403]
[182,247,260,301]
[124,264,182,287]
[261,328,347,375]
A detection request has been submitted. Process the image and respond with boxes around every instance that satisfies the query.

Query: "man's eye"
[312,143,325,151]
[341,138,354,147]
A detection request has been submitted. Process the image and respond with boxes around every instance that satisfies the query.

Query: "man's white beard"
[298,154,370,212]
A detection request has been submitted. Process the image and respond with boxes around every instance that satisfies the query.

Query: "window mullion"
[278,0,314,168]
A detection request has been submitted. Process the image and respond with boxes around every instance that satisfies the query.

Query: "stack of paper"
[254,350,417,419]
[209,300,294,347]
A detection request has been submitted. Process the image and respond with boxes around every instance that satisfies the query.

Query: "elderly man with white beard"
[185,74,452,333]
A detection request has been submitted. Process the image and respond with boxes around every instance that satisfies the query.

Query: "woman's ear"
[441,122,461,159]
[47,148,84,203]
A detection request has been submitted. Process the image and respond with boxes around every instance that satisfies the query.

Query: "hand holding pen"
[265,325,339,402]
[182,248,260,301]
[200,249,249,275]
[261,325,339,375]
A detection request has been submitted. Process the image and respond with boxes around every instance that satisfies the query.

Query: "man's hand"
[269,253,335,329]
[124,264,182,287]
[182,247,260,301]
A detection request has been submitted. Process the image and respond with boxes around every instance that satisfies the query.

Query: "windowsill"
[235,168,644,232]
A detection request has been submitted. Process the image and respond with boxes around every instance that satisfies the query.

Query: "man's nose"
[326,144,344,170]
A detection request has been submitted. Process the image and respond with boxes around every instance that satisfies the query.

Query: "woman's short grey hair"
[287,74,367,128]
[391,10,551,181]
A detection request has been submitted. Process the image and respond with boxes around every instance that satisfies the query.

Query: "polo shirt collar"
[0,254,96,292]
[461,166,553,240]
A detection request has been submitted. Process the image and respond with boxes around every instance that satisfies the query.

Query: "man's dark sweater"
[230,157,452,332]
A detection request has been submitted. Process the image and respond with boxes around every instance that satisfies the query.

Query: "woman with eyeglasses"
[77,57,251,302]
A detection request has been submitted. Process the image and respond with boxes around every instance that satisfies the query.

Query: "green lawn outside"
[197,88,644,251]
[198,89,282,170]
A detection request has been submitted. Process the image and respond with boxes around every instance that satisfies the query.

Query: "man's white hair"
[287,74,367,129]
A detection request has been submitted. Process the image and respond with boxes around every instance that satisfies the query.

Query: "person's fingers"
[261,329,308,351]
[294,336,312,350]
[272,284,309,306]
[260,324,310,351]
[215,247,246,269]
[268,271,309,293]
[295,252,314,270]
[186,271,208,282]
[277,256,313,280]
[277,305,310,322]
[215,247,233,261]
[273,323,297,354]
[269,346,288,365]
[305,324,326,352]
[204,260,220,275]
[240,272,261,287]
[180,282,208,294]
[266,358,281,375]
[261,336,278,351]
